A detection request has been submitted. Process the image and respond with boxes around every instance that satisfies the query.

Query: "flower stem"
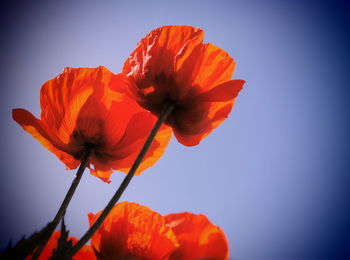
[31,149,91,260]
[68,102,175,258]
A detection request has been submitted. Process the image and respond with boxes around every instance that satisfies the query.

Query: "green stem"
[31,149,91,260]
[68,102,175,258]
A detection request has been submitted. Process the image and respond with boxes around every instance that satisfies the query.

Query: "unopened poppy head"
[89,202,229,260]
[122,25,245,146]
[13,66,171,182]
[26,231,95,260]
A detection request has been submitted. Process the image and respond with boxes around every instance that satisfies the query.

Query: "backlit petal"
[165,213,229,260]
[89,202,178,260]
[89,167,113,184]
[12,109,79,169]
[169,99,235,146]
[39,67,98,144]
[167,80,243,146]
[107,111,168,166]
[124,25,203,80]
[112,122,172,176]
[177,43,235,96]
[193,80,245,102]
[102,93,152,150]
[123,25,204,105]
[87,99,172,181]
[60,66,123,149]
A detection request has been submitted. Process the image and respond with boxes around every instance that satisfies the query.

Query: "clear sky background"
[1,0,350,259]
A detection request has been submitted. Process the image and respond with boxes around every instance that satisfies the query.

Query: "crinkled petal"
[39,66,121,147]
[124,25,204,80]
[40,67,101,144]
[165,213,229,260]
[89,202,178,260]
[123,25,204,104]
[56,66,124,147]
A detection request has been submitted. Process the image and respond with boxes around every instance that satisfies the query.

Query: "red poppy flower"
[122,25,245,146]
[13,66,171,182]
[27,231,96,260]
[88,202,178,259]
[88,202,228,259]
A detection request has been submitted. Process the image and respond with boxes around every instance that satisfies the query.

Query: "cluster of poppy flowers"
[11,25,244,259]
[33,202,229,260]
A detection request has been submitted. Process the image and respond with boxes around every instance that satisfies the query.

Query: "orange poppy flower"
[88,202,179,259]
[88,202,229,259]
[122,25,245,146]
[13,66,171,182]
[27,231,96,260]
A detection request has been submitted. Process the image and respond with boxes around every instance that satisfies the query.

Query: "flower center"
[70,118,106,159]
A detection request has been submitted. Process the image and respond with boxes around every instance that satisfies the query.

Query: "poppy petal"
[102,94,151,150]
[165,212,229,260]
[89,202,178,260]
[177,43,236,96]
[12,109,79,169]
[193,79,245,102]
[39,67,99,144]
[170,99,235,146]
[100,108,171,176]
[170,79,243,146]
[89,166,113,184]
[87,101,171,179]
[59,66,123,147]
[123,26,204,105]
[114,122,172,176]
[124,25,204,79]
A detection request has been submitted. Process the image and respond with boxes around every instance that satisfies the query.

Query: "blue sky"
[1,1,350,259]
